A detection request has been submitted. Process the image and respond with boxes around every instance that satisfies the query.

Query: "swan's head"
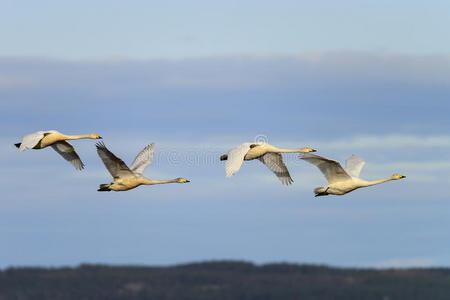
[302,147,317,153]
[177,178,190,183]
[392,174,406,180]
[91,133,102,139]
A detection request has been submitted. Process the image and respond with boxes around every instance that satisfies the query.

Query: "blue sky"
[1,2,450,269]
[1,1,450,58]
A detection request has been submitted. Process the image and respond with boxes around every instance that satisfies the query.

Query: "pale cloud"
[8,133,450,179]
[375,257,435,269]
[317,135,450,150]
[274,135,450,151]
[0,75,34,88]
[369,161,450,172]
[106,133,450,154]
[0,52,449,95]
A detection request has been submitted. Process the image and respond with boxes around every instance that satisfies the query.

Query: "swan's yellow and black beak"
[306,147,317,152]
[401,175,406,179]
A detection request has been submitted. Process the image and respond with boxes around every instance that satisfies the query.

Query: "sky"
[1,1,450,269]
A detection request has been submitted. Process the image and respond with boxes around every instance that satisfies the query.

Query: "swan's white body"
[15,130,101,170]
[300,153,405,196]
[96,142,189,192]
[221,142,316,185]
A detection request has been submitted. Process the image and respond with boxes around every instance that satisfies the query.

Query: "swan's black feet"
[315,193,328,197]
[314,187,329,197]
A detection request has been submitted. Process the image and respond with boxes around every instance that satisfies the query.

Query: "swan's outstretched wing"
[129,143,155,175]
[51,141,85,170]
[300,153,352,184]
[96,142,134,179]
[259,152,293,185]
[18,131,46,152]
[225,142,253,177]
[344,154,366,178]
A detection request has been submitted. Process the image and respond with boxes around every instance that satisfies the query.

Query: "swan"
[220,142,316,185]
[96,142,190,191]
[300,153,405,196]
[14,130,102,170]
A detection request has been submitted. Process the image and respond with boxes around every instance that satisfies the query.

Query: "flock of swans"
[15,130,406,196]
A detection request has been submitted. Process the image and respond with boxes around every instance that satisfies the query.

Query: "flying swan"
[300,153,405,196]
[96,142,190,191]
[220,142,316,185]
[14,130,102,170]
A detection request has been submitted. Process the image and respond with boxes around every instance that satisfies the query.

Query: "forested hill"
[1,261,450,300]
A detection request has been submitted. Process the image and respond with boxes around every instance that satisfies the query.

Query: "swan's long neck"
[141,178,179,185]
[273,147,310,153]
[361,176,395,187]
[64,134,96,140]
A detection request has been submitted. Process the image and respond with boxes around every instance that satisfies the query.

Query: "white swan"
[300,153,405,196]
[96,142,190,192]
[220,143,316,185]
[15,130,102,170]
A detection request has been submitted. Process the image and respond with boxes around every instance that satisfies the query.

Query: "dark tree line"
[1,261,450,300]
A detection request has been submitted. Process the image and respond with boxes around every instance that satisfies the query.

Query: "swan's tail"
[98,184,111,192]
[313,187,322,194]
[14,143,21,148]
[314,187,329,197]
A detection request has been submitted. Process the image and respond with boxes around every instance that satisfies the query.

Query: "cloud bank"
[1,52,450,268]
